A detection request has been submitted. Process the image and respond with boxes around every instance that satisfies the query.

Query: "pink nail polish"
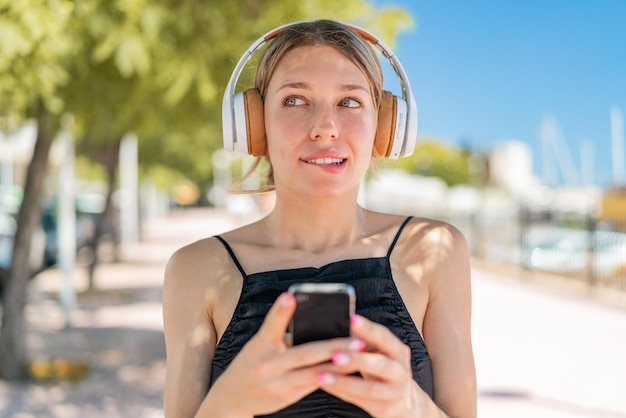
[332,353,350,366]
[317,372,335,385]
[348,339,366,352]
[350,314,362,327]
[281,292,294,306]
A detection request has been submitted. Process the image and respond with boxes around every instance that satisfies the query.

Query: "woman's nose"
[309,107,339,141]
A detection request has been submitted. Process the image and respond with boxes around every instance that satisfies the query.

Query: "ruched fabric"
[210,217,433,417]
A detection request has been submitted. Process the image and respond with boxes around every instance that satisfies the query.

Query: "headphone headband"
[222,20,417,159]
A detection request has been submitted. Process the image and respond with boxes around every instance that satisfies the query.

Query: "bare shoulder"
[163,236,235,317]
[165,237,229,284]
[394,215,467,252]
[394,216,470,285]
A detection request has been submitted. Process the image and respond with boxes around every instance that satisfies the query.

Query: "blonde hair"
[232,19,384,193]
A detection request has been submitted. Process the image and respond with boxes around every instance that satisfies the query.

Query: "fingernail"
[281,292,294,307]
[348,339,366,352]
[350,314,362,327]
[317,372,335,385]
[332,353,350,366]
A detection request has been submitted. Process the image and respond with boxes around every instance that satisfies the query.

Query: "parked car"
[0,209,46,271]
[0,195,101,295]
[0,210,15,270]
[0,209,47,296]
[40,197,101,267]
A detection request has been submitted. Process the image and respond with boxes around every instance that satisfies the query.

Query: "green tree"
[0,0,412,380]
[0,0,75,380]
[390,139,486,187]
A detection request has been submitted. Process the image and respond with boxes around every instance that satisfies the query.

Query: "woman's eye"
[339,97,362,108]
[284,96,305,107]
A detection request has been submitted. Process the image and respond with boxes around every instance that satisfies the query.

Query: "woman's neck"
[261,192,369,253]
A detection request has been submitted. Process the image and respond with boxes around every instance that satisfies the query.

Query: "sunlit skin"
[163,43,477,418]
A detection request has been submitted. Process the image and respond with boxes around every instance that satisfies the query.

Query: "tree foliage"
[0,0,74,124]
[388,139,488,187]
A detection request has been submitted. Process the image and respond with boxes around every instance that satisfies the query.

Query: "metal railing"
[450,204,626,292]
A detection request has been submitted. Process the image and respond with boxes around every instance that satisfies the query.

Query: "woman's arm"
[421,224,477,417]
[163,242,218,418]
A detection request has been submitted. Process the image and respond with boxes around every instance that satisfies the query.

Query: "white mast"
[580,139,595,186]
[611,106,625,187]
[540,115,578,186]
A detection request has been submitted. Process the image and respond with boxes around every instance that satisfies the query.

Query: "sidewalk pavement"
[0,207,625,418]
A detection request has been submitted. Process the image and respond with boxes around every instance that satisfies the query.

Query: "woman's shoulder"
[388,214,469,273]
[163,236,236,296]
[368,211,465,242]
[406,216,466,242]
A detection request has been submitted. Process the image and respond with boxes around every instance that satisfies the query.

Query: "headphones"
[222,20,417,159]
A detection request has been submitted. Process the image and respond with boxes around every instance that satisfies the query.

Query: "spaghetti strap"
[386,216,414,258]
[214,236,247,278]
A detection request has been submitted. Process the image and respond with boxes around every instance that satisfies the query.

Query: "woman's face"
[264,45,378,198]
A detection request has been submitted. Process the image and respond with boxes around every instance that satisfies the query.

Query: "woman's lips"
[304,157,346,165]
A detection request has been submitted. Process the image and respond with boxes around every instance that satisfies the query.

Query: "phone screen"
[289,283,355,345]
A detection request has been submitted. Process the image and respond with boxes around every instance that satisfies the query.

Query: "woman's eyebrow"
[276,82,369,93]
[276,81,312,91]
[339,84,370,93]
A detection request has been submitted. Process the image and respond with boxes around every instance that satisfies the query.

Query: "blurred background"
[1,1,625,417]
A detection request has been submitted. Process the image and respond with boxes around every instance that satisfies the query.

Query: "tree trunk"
[0,105,56,380]
[87,140,121,290]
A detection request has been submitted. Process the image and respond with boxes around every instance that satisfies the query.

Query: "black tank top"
[210,216,433,417]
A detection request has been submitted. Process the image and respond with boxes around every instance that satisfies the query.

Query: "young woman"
[163,19,476,418]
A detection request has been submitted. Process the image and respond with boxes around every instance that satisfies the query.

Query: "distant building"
[489,140,540,195]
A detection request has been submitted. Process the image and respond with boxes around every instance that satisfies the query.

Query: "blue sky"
[374,1,626,188]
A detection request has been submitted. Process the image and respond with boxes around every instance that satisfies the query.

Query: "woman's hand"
[202,292,364,417]
[316,314,430,418]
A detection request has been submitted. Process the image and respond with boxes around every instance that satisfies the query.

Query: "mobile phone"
[288,283,356,345]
